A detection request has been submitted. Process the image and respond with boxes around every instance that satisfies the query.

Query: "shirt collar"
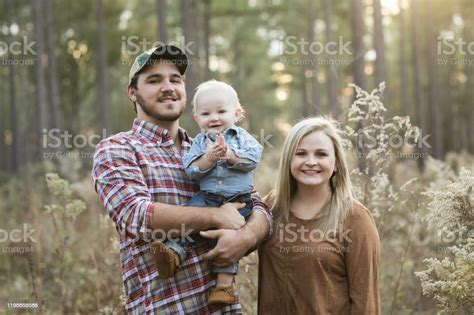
[205,125,239,141]
[132,118,191,145]
[225,125,239,135]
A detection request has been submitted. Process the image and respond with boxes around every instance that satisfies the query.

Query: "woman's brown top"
[258,203,380,315]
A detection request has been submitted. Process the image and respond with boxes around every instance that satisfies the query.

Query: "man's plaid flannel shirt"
[92,118,271,314]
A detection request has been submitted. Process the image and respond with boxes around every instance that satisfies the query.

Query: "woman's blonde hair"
[271,116,356,234]
[192,80,245,122]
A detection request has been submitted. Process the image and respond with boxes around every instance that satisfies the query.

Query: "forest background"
[0,0,473,314]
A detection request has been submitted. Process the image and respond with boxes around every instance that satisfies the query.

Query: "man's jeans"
[166,191,253,274]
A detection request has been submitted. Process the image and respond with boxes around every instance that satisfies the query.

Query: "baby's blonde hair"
[192,80,245,122]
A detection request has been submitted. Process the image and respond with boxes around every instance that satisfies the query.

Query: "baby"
[151,80,263,305]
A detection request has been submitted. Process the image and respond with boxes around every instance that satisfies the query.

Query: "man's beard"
[136,94,186,122]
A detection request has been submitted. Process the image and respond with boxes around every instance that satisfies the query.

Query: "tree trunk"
[410,0,424,131]
[373,0,388,103]
[425,0,442,158]
[45,0,60,129]
[203,0,211,79]
[156,0,167,42]
[97,0,109,134]
[180,0,197,109]
[350,0,366,91]
[0,87,5,173]
[464,24,474,154]
[410,0,426,168]
[351,0,367,171]
[33,0,47,158]
[446,61,458,152]
[302,69,310,117]
[193,0,202,84]
[324,0,337,116]
[398,0,409,116]
[8,52,18,173]
[308,0,320,114]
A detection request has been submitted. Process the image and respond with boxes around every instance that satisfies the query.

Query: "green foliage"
[0,173,123,313]
[45,173,86,220]
[1,0,474,312]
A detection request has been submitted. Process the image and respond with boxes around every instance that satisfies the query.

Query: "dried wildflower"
[416,169,474,312]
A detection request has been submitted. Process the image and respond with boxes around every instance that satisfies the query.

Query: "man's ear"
[127,85,137,102]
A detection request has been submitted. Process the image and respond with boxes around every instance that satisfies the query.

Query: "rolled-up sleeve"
[183,133,214,180]
[250,191,273,239]
[228,129,263,172]
[92,138,154,241]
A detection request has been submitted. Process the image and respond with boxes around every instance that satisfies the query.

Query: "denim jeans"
[165,191,253,275]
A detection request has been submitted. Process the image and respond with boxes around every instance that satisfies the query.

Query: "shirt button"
[218,181,223,185]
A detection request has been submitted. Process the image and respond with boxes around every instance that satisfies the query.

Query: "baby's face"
[193,90,239,133]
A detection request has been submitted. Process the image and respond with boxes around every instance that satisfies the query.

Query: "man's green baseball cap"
[128,44,188,84]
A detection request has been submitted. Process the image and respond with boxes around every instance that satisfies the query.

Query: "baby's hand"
[215,134,229,159]
[205,140,226,162]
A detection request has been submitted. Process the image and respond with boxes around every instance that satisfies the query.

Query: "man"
[91,45,272,314]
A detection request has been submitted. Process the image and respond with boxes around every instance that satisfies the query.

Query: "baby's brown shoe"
[208,285,238,305]
[150,241,180,279]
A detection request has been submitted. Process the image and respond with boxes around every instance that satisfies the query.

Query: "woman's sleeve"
[344,207,381,315]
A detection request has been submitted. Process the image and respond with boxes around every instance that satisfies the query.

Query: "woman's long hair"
[271,116,356,235]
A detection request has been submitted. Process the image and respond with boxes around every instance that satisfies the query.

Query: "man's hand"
[212,202,246,229]
[200,228,254,266]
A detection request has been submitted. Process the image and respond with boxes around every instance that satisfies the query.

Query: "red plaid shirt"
[92,118,269,314]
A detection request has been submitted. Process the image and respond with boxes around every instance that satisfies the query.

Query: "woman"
[258,117,380,314]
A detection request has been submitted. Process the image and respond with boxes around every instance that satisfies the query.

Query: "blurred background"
[0,0,473,314]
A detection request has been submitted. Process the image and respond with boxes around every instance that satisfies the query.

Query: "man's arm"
[92,138,245,241]
[200,199,272,265]
[151,202,246,237]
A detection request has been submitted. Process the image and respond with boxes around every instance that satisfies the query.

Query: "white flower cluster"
[347,83,420,170]
[423,168,473,233]
[416,168,474,312]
